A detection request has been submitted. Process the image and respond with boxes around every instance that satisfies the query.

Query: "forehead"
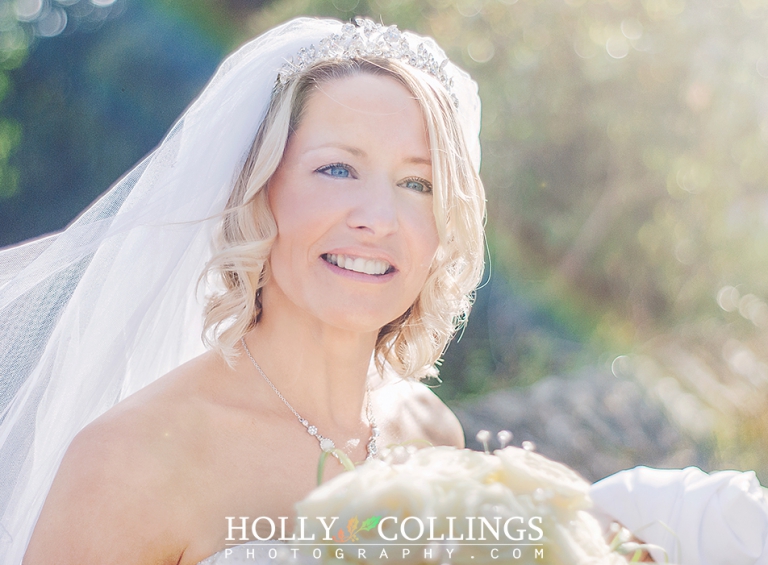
[290,73,431,160]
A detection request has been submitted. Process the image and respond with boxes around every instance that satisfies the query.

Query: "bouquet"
[283,437,638,565]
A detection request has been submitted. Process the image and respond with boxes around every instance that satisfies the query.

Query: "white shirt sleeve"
[590,466,768,565]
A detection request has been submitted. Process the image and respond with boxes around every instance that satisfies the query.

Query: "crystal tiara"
[277,17,459,107]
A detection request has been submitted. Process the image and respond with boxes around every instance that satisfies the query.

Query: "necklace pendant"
[239,338,377,461]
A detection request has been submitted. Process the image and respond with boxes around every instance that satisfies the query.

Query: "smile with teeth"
[323,254,393,276]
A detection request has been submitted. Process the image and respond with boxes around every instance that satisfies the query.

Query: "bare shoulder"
[374,374,465,449]
[23,351,226,565]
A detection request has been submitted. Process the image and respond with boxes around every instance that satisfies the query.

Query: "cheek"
[410,209,440,271]
[269,182,320,246]
[419,235,440,274]
[267,189,306,276]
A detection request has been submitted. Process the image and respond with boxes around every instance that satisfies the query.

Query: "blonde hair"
[200,57,485,380]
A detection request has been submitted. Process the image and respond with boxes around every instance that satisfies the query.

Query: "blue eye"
[318,163,352,178]
[401,177,433,194]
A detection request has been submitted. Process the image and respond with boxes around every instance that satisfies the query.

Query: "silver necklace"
[240,337,379,461]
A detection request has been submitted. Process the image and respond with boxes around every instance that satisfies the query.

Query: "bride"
[2,17,484,565]
[3,15,767,565]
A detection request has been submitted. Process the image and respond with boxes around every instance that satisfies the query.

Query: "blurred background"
[2,0,768,482]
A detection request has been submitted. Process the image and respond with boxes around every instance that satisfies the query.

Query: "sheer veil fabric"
[0,17,481,564]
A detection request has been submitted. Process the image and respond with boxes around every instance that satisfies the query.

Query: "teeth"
[325,254,391,275]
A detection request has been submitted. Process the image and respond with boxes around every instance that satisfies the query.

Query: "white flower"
[295,446,628,564]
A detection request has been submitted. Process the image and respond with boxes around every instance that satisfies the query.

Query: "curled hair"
[200,57,486,380]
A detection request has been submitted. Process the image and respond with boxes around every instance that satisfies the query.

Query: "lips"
[322,253,394,276]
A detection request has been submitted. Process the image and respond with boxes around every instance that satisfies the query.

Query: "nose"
[346,176,399,236]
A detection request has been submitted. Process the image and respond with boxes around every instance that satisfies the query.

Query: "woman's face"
[264,72,439,334]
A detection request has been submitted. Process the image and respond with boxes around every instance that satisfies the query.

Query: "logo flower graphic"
[333,515,381,542]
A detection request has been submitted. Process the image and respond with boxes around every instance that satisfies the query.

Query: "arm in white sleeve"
[590,466,768,565]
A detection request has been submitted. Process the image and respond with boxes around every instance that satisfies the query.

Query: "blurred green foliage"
[0,2,28,200]
[7,0,768,476]
[0,0,225,246]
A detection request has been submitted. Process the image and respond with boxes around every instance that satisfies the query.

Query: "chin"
[328,315,395,335]
[320,305,409,335]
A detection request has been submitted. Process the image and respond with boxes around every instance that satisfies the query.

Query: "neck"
[240,287,378,433]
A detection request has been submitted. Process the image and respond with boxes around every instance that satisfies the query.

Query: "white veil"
[0,16,481,563]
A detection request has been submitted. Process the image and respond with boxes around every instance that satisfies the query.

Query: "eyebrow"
[307,143,432,166]
[406,156,432,166]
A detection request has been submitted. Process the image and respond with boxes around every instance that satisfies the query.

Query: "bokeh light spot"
[674,238,695,264]
[0,27,28,58]
[606,36,630,59]
[621,18,643,40]
[331,0,359,11]
[35,7,67,37]
[456,0,481,17]
[574,36,597,59]
[717,286,740,312]
[676,162,711,193]
[738,294,768,327]
[756,56,768,78]
[513,44,537,67]
[14,0,43,22]
[468,38,495,63]
[611,355,631,378]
